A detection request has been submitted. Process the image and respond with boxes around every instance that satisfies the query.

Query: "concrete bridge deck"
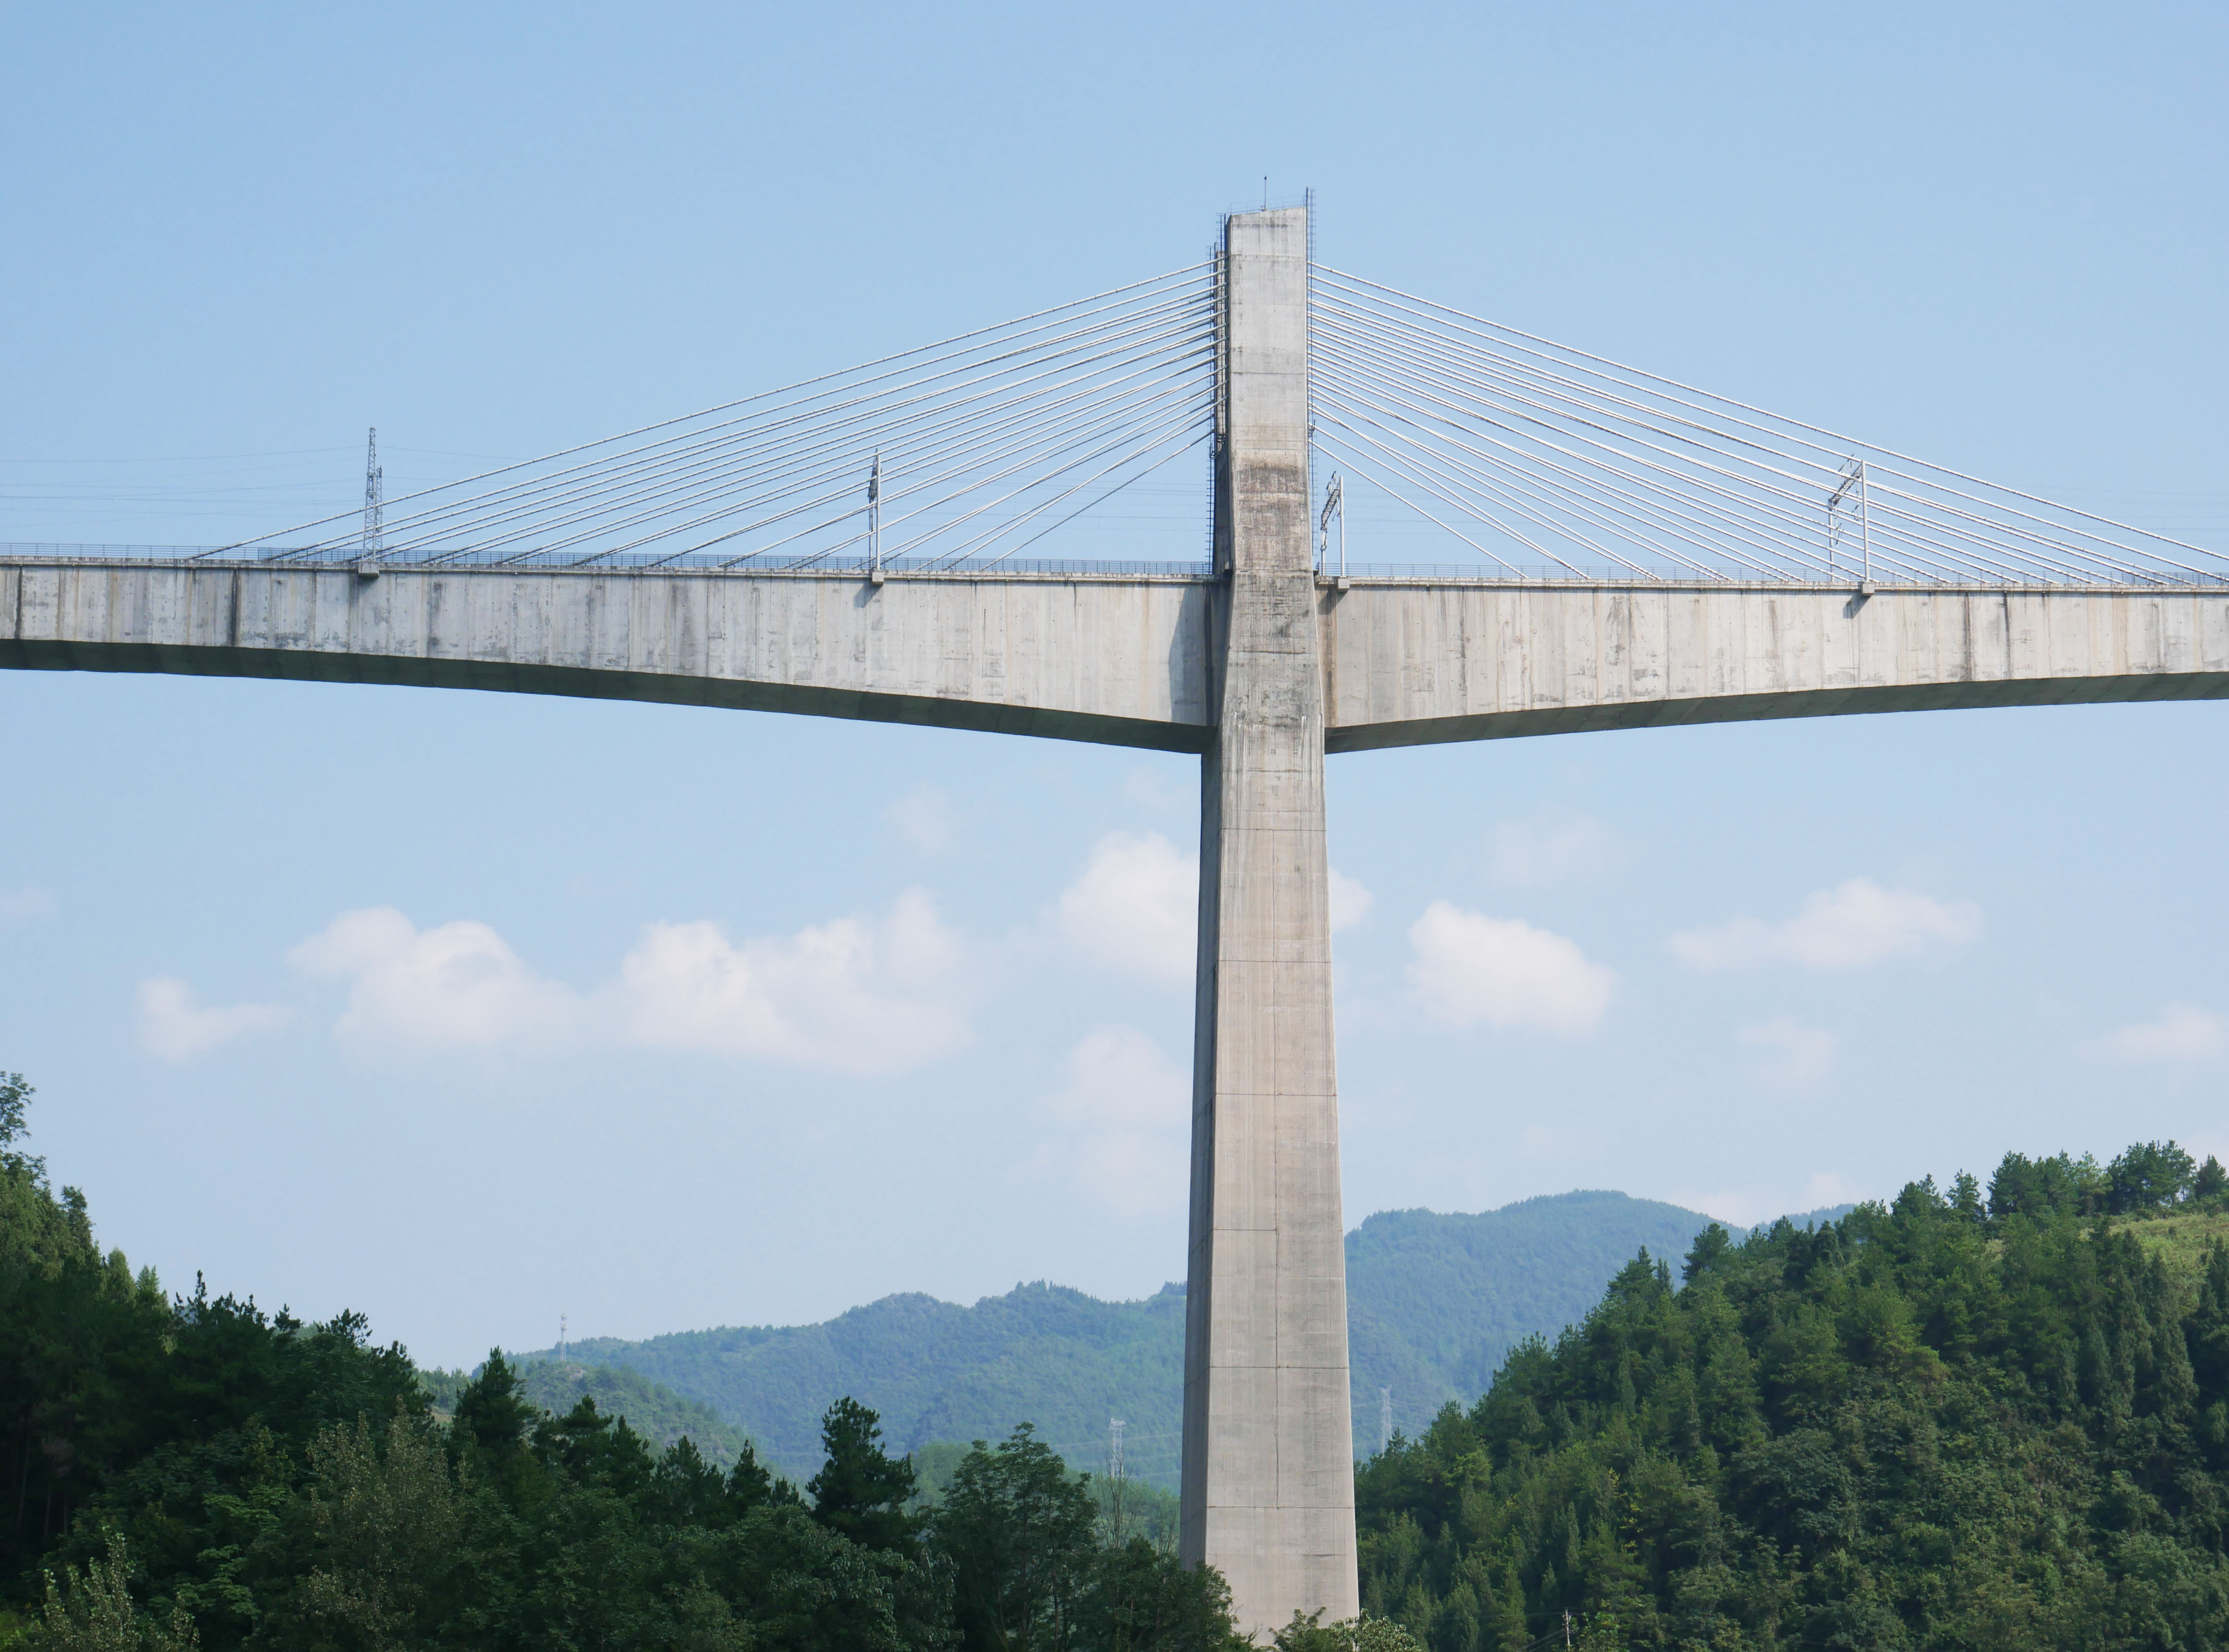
[7,555,2227,752]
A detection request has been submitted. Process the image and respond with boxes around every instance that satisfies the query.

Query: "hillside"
[1352,1152,2229,1650]
[532,1191,1849,1481]
[556,1281,1190,1487]
[419,1355,758,1468]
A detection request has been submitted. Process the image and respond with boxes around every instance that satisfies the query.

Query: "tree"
[2107,1139,2197,1212]
[1071,1538,1239,1652]
[2197,1155,2228,1205]
[0,1069,31,1147]
[809,1397,920,1555]
[21,1530,199,1652]
[1270,1613,1423,1652]
[933,1425,1098,1651]
[1681,1223,1731,1284]
[452,1349,536,1459]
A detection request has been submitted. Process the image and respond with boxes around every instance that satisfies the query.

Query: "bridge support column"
[1181,204,1358,1635]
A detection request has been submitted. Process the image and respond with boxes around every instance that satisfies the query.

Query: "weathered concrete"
[0,561,1212,752]
[1179,207,1358,1636]
[1320,580,2229,750]
[13,562,2226,758]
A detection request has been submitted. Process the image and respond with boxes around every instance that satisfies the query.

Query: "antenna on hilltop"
[361,428,384,556]
[559,1313,568,1361]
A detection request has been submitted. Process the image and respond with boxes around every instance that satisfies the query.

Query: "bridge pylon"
[1180,202,1358,1634]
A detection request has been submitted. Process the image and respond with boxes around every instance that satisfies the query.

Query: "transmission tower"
[361,427,384,557]
[1379,1388,1392,1454]
[1108,1418,1126,1483]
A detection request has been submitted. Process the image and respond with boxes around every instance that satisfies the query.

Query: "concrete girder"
[1317,580,2229,751]
[10,564,2226,753]
[0,561,1213,753]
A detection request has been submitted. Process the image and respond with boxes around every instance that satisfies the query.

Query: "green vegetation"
[542,1192,1792,1482]
[1353,1141,2229,1650]
[1,1071,1243,1650]
[419,1358,757,1470]
[551,1282,1191,1486]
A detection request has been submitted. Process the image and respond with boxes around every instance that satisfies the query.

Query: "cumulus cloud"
[1057,833,1198,982]
[1034,1026,1190,1214]
[885,785,956,854]
[288,896,969,1074]
[1055,833,1370,978]
[1486,811,1629,888]
[289,908,579,1051]
[136,977,290,1063]
[617,891,968,1075]
[1668,878,1982,971]
[1406,901,1615,1034]
[2090,1003,2225,1065]
[1738,1018,1838,1090]
[1328,869,1374,932]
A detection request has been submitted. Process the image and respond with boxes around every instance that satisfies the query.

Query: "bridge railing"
[8,544,2228,591]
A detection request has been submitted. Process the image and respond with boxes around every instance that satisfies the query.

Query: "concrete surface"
[1177,206,1360,1635]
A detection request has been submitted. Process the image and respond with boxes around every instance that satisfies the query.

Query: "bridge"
[6,203,2225,1636]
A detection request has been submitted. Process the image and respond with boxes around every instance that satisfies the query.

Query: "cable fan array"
[1310,267,2228,587]
[215,266,1217,570]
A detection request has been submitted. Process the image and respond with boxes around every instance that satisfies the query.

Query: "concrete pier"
[1179,206,1358,1634]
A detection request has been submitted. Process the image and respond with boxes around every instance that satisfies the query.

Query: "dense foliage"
[1355,1142,2229,1651]
[0,1075,1238,1650]
[419,1358,752,1468]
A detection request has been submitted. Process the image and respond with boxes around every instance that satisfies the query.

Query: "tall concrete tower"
[1181,202,1359,1634]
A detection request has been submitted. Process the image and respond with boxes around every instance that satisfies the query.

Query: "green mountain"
[555,1281,1189,1489]
[533,1191,1848,1483]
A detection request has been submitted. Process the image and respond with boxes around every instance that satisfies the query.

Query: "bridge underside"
[7,560,2227,751]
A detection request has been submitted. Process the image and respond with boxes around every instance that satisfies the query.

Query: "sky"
[3,2,2226,1373]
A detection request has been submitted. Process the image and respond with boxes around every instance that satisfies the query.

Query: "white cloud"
[289,908,580,1051]
[2090,1002,2225,1065]
[1406,901,1615,1034]
[0,886,57,923]
[1057,832,1198,983]
[1328,868,1374,933]
[885,784,955,854]
[1738,1018,1838,1090]
[1055,834,1369,976]
[1668,878,1982,971]
[1033,1026,1190,1214]
[1486,811,1628,888]
[288,897,970,1075]
[617,890,968,1075]
[136,977,290,1063]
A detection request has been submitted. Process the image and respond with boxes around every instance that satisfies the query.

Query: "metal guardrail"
[6,545,2228,592]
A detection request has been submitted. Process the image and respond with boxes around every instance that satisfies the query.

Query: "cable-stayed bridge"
[5,204,2225,1635]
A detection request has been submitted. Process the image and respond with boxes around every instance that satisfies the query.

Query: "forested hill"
[420,1357,754,1467]
[1347,1193,1849,1435]
[538,1191,1847,1481]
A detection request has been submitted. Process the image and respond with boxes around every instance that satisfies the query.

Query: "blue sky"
[3,2,2225,1372]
